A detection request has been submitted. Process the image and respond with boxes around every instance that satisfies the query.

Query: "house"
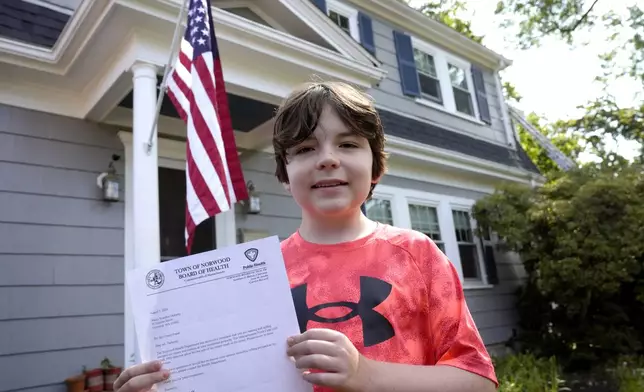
[0,0,540,390]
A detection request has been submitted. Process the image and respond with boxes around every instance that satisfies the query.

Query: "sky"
[408,0,642,162]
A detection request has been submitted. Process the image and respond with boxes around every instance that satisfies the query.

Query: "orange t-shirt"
[282,223,497,390]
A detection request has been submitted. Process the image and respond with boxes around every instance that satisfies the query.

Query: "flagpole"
[145,0,190,155]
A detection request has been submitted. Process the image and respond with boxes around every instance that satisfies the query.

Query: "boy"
[112,82,497,392]
[275,82,497,392]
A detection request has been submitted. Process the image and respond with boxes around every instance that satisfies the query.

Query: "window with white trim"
[409,203,445,253]
[326,0,360,42]
[414,49,442,104]
[364,198,394,225]
[452,209,480,279]
[366,184,494,287]
[448,64,474,116]
[411,37,479,119]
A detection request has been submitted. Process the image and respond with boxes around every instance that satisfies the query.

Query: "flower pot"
[103,367,122,391]
[64,374,86,392]
[85,368,103,392]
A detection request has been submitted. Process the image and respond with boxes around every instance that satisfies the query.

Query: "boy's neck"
[298,209,376,245]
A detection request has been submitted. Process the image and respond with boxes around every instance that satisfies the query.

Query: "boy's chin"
[307,200,360,216]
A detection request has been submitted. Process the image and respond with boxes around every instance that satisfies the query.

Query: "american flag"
[166,0,248,253]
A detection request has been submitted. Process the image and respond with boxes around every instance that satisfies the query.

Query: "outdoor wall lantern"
[97,154,121,202]
[244,180,261,214]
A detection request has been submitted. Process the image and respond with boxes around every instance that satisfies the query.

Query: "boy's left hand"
[286,328,368,391]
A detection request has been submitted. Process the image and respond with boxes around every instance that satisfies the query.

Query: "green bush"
[612,356,644,392]
[473,164,644,370]
[494,353,565,392]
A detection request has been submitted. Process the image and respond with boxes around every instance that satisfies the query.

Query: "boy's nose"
[316,150,340,170]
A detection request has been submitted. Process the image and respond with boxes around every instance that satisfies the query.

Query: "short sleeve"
[418,237,498,387]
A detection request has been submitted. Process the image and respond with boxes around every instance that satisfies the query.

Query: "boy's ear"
[282,182,291,193]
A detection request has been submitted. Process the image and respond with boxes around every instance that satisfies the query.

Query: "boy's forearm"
[350,357,496,392]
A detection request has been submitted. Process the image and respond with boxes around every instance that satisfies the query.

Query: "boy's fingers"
[287,339,339,357]
[113,361,162,391]
[288,329,339,345]
[294,354,341,372]
[302,371,344,388]
[118,370,169,392]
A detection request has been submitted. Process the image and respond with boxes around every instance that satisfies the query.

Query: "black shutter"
[483,244,499,284]
[311,0,327,13]
[358,12,375,55]
[393,30,421,97]
[471,66,491,124]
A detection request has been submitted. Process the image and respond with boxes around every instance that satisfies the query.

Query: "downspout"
[494,60,517,149]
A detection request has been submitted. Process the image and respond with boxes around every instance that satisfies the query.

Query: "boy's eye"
[295,147,314,154]
[340,143,359,148]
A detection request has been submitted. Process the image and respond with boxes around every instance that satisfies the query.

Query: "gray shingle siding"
[0,104,125,392]
[0,0,70,48]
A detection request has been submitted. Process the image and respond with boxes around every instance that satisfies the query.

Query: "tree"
[472,163,644,370]
[494,1,644,161]
[412,0,484,43]
[517,113,585,177]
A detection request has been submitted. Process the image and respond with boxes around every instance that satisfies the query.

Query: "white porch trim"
[0,0,386,120]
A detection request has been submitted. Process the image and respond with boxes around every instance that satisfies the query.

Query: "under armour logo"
[291,276,395,347]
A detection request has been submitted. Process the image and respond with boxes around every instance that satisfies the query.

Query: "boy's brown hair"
[272,82,387,199]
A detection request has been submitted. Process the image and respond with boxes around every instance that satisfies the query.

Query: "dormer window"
[409,36,480,120]
[329,10,350,34]
[326,0,360,42]
[393,30,492,125]
[448,63,474,116]
[414,49,442,104]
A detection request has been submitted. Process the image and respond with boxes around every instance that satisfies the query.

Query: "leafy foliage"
[494,0,644,162]
[612,356,644,392]
[494,0,603,48]
[516,113,585,177]
[416,0,483,43]
[404,0,483,43]
[494,353,564,392]
[473,164,644,369]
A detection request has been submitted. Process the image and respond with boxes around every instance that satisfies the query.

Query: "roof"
[378,109,540,174]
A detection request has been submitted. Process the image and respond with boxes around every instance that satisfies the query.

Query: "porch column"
[118,131,137,368]
[131,61,161,270]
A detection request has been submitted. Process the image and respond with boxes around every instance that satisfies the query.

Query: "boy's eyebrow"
[336,131,358,138]
[291,131,357,146]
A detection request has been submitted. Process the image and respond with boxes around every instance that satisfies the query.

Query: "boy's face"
[283,104,376,217]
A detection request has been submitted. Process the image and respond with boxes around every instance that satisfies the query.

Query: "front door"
[158,166,216,261]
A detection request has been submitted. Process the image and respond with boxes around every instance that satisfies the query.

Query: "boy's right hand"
[113,360,170,392]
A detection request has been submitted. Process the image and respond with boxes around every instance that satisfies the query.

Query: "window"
[326,0,360,42]
[329,10,351,34]
[414,50,442,103]
[365,198,394,225]
[410,37,479,120]
[409,204,445,253]
[369,184,495,288]
[452,210,480,279]
[448,64,474,116]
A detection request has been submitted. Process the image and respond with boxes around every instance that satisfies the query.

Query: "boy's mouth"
[311,180,349,189]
